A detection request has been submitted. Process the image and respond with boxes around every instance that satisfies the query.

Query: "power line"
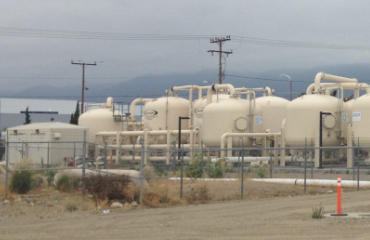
[225,74,308,82]
[208,36,232,84]
[1,26,370,51]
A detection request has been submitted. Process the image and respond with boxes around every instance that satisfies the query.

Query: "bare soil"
[1,173,370,239]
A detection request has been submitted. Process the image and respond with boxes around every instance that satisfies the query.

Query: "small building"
[6,122,88,165]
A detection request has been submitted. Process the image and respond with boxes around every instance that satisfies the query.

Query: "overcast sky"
[1,0,370,92]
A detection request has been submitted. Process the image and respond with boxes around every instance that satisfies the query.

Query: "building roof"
[8,122,88,130]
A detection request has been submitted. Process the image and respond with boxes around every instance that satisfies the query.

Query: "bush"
[155,165,168,177]
[10,171,35,194]
[312,202,324,219]
[207,162,224,178]
[56,174,73,192]
[187,184,211,204]
[65,202,78,212]
[185,157,207,178]
[84,173,133,202]
[253,165,268,178]
[45,170,56,187]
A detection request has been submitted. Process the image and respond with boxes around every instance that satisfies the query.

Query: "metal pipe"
[129,98,153,122]
[313,72,357,94]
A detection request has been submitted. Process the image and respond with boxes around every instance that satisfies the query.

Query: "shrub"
[10,170,35,194]
[155,165,168,177]
[312,202,324,219]
[56,174,73,192]
[185,157,207,178]
[84,173,132,202]
[45,170,56,187]
[207,162,224,178]
[65,202,78,212]
[187,184,211,204]
[253,165,268,178]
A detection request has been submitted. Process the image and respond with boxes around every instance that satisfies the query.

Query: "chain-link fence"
[2,136,370,202]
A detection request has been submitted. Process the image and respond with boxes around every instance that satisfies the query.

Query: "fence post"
[47,142,50,168]
[139,140,144,204]
[304,138,307,193]
[82,131,86,195]
[104,142,107,169]
[73,142,76,167]
[357,138,360,191]
[311,148,314,179]
[5,130,9,198]
[172,141,176,171]
[269,140,273,178]
[180,149,184,198]
[241,145,244,199]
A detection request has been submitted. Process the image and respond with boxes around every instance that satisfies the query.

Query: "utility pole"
[71,61,97,113]
[208,36,232,84]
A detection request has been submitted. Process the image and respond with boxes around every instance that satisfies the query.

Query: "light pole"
[280,74,292,101]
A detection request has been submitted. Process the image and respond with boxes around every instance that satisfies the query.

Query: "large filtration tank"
[255,95,289,133]
[79,97,123,142]
[285,94,342,147]
[202,96,262,148]
[351,93,370,148]
[143,96,189,131]
[193,94,230,128]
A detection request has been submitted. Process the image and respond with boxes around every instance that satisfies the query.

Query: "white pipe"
[207,84,236,105]
[306,82,369,95]
[313,72,357,94]
[129,98,153,122]
[220,132,281,158]
[251,178,370,188]
[171,85,203,99]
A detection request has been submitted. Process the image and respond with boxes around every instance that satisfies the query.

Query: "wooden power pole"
[208,36,232,84]
[71,61,97,114]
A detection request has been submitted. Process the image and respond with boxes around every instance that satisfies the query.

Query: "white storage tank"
[79,97,123,142]
[202,96,262,148]
[255,95,289,133]
[351,93,370,148]
[143,96,189,131]
[285,94,342,147]
[193,93,230,128]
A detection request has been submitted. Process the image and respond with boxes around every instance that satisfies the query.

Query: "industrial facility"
[72,71,370,169]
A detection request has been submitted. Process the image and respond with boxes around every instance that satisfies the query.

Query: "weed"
[84,173,132,202]
[45,170,56,187]
[185,157,207,178]
[56,174,73,192]
[207,161,224,178]
[10,171,35,194]
[187,184,211,204]
[346,169,350,175]
[155,165,168,177]
[253,165,268,178]
[312,202,324,219]
[65,202,78,212]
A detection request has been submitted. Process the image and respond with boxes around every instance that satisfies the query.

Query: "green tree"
[70,102,80,125]
[24,107,31,124]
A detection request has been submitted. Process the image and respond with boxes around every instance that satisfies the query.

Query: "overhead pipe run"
[313,72,357,94]
[207,84,236,105]
[129,98,154,122]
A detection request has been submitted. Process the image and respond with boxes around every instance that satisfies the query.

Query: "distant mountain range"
[2,63,370,103]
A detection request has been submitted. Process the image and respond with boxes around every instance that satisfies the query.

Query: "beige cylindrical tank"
[79,98,123,142]
[193,93,230,128]
[255,96,289,133]
[143,96,189,131]
[285,94,342,147]
[351,93,370,148]
[202,97,262,148]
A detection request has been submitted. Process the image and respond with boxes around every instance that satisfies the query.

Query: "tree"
[24,107,31,125]
[70,102,80,125]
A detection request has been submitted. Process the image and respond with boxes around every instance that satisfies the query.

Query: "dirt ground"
[1,175,370,240]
